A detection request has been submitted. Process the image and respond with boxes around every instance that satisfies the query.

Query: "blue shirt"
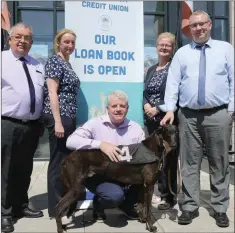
[164,38,234,112]
[43,54,80,119]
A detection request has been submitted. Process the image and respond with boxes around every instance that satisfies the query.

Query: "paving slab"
[82,209,155,232]
[29,161,47,191]
[12,162,234,233]
[14,217,85,233]
[156,207,234,232]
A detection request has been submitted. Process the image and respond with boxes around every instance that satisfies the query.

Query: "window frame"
[208,1,230,41]
[13,1,64,39]
[12,1,230,45]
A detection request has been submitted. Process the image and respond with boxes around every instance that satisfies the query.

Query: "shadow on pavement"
[29,193,48,211]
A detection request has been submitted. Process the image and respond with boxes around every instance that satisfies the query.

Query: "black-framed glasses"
[189,21,209,29]
[11,35,32,43]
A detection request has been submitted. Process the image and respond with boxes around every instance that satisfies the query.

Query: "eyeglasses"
[11,35,32,43]
[189,21,209,29]
[157,44,172,49]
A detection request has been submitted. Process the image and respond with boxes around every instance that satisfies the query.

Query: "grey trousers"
[178,107,232,213]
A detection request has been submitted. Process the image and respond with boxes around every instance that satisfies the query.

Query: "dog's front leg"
[137,187,145,223]
[145,184,157,233]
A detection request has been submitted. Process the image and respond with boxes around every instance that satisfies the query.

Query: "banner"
[65,1,144,126]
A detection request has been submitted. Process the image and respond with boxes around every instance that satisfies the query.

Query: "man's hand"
[145,106,159,119]
[160,111,174,125]
[99,142,122,162]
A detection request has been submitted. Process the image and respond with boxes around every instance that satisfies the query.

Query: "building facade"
[4,1,234,159]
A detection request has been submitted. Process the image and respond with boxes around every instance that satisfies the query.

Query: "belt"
[182,104,227,113]
[1,116,39,124]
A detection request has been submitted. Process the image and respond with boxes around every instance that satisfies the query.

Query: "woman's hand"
[144,103,152,112]
[55,122,65,138]
[145,106,159,119]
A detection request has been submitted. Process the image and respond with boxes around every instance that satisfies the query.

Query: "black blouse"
[143,63,170,122]
[43,54,80,119]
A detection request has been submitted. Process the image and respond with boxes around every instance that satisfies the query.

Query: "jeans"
[85,174,141,211]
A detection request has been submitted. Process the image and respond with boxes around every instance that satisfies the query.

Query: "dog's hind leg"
[56,217,67,233]
[56,185,85,218]
[145,185,157,233]
[55,184,85,233]
[67,201,77,219]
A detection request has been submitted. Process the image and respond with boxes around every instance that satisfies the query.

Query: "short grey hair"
[190,10,211,22]
[107,90,129,106]
[9,22,33,36]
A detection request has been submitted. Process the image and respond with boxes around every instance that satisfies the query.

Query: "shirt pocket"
[34,72,45,100]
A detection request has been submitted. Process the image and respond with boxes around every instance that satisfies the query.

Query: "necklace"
[156,61,169,71]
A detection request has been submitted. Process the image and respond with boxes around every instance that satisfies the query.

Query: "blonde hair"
[107,90,129,106]
[156,32,176,52]
[53,28,76,53]
[190,10,211,22]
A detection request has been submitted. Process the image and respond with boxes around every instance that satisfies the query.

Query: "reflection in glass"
[182,34,191,46]
[144,15,164,76]
[18,1,53,8]
[168,2,178,34]
[19,10,54,60]
[214,1,226,16]
[144,1,164,12]
[56,1,65,8]
[144,15,164,47]
[193,1,207,11]
[57,12,65,31]
[214,19,227,41]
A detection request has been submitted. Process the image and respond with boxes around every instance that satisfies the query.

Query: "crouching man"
[66,90,145,221]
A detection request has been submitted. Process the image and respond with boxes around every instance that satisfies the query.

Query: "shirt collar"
[10,49,30,62]
[191,37,212,49]
[101,114,131,129]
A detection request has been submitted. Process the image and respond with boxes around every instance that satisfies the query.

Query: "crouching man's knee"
[96,184,125,208]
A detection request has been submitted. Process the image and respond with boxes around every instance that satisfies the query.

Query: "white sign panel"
[65,1,144,83]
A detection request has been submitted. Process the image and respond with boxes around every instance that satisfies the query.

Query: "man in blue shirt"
[161,10,234,227]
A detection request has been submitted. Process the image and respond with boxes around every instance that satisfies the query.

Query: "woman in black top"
[143,32,178,210]
[42,29,80,220]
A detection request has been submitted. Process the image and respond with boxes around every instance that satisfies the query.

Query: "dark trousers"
[146,118,178,201]
[1,117,40,216]
[43,114,76,217]
[85,174,141,211]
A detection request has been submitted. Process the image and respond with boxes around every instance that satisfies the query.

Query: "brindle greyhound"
[55,124,178,233]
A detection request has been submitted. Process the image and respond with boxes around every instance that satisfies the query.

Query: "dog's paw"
[146,222,157,232]
[138,217,146,223]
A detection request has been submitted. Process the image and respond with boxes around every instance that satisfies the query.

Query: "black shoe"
[1,216,14,233]
[93,209,106,223]
[14,207,43,218]
[178,210,199,225]
[92,196,106,223]
[158,198,177,210]
[117,204,139,220]
[214,212,229,227]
